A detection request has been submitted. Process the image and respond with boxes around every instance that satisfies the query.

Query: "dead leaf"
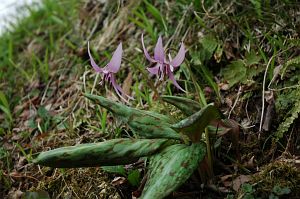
[244,156,256,169]
[122,71,133,97]
[132,189,142,198]
[232,175,250,192]
[223,41,235,60]
[111,177,126,186]
[220,174,233,187]
[219,83,230,91]
[7,188,23,199]
[14,95,39,115]
[15,156,27,171]
[11,133,23,141]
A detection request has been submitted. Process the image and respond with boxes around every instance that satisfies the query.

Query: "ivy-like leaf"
[84,93,181,139]
[200,34,218,61]
[34,138,169,168]
[221,60,247,88]
[141,143,206,199]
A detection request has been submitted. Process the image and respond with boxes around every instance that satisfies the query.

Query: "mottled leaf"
[141,143,206,199]
[172,103,223,136]
[127,115,181,139]
[34,138,169,168]
[84,93,181,139]
[162,95,200,116]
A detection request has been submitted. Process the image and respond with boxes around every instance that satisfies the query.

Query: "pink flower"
[141,34,186,92]
[88,42,133,101]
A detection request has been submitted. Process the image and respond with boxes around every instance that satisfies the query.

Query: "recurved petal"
[147,63,160,75]
[106,43,123,73]
[141,34,156,63]
[167,68,185,92]
[170,42,185,67]
[154,36,165,63]
[88,41,103,73]
[110,74,133,102]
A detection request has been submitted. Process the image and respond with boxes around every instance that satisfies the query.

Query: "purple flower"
[88,42,133,101]
[141,34,186,92]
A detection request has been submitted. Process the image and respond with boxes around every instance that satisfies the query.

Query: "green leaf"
[162,95,200,116]
[0,105,13,123]
[242,183,253,193]
[193,62,221,101]
[34,138,169,168]
[143,0,168,33]
[0,91,12,123]
[38,106,50,120]
[194,11,207,29]
[280,187,291,195]
[128,169,141,187]
[272,185,291,196]
[101,165,126,176]
[276,94,300,139]
[200,35,218,61]
[84,93,181,140]
[245,51,261,66]
[280,56,300,78]
[0,91,9,109]
[172,104,223,137]
[141,143,206,199]
[221,60,247,88]
[0,147,9,159]
[250,0,262,19]
[221,55,264,88]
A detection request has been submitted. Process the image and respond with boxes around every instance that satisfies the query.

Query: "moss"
[245,161,300,198]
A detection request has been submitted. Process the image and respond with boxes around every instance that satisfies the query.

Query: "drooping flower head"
[141,34,186,92]
[88,42,133,101]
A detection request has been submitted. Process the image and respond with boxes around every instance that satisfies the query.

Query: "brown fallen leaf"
[244,155,256,169]
[122,71,133,97]
[219,82,230,91]
[232,175,251,192]
[220,174,233,187]
[223,41,235,60]
[111,176,126,186]
[7,188,23,199]
[15,156,27,171]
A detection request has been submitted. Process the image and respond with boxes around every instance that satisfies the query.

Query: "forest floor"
[0,0,300,198]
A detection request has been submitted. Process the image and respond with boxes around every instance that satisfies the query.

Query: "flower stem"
[123,58,166,107]
[205,127,214,179]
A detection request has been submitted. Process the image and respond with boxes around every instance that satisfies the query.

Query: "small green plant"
[0,91,13,128]
[241,183,255,199]
[269,185,291,199]
[33,35,227,198]
[33,94,223,198]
